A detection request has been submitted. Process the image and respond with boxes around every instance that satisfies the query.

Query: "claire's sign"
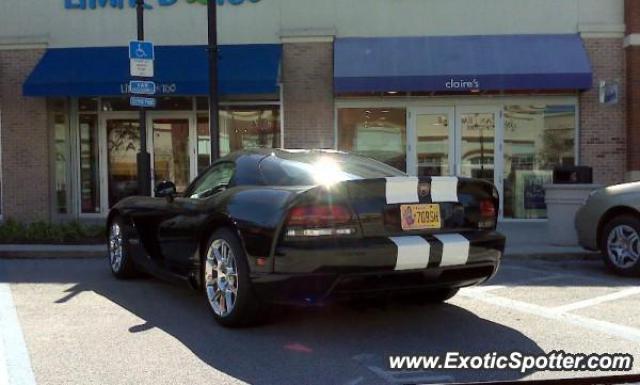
[445,78,480,91]
[64,0,260,10]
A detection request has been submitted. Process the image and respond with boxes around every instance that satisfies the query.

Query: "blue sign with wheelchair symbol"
[129,41,154,60]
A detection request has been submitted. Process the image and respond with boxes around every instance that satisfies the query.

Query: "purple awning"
[334,34,593,93]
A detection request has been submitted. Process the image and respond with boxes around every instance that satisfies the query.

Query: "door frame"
[407,106,455,177]
[146,112,196,193]
[99,112,138,215]
[98,112,197,212]
[455,105,504,217]
[408,105,504,217]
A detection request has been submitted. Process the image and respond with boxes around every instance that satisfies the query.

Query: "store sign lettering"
[64,0,260,10]
[445,78,480,90]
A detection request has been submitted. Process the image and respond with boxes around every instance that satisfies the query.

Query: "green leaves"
[0,219,105,244]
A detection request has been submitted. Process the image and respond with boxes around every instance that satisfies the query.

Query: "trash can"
[545,167,600,246]
[552,166,593,184]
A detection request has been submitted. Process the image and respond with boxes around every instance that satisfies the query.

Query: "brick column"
[625,0,640,180]
[0,48,51,222]
[281,37,335,149]
[579,37,627,185]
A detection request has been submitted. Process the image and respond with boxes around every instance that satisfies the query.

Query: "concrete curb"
[503,252,600,260]
[0,245,106,259]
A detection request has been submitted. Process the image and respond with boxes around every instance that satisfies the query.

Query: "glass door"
[148,115,194,194]
[409,106,503,216]
[408,107,455,177]
[104,118,141,208]
[455,106,503,215]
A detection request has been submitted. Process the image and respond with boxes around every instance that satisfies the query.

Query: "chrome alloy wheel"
[109,223,124,272]
[205,239,239,317]
[607,224,640,269]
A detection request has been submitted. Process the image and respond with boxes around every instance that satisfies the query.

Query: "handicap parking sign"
[129,41,154,60]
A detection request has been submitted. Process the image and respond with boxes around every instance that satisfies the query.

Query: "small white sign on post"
[130,58,154,78]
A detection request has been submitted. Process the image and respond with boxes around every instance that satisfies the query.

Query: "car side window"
[188,162,235,199]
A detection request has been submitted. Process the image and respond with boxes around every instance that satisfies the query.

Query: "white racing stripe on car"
[434,233,470,267]
[385,177,419,204]
[430,176,459,202]
[389,236,430,271]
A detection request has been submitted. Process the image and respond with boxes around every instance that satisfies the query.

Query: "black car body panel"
[107,149,505,304]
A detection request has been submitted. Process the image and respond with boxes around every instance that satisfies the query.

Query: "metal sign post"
[133,0,152,196]
[207,0,220,163]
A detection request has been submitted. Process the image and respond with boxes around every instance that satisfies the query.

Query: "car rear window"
[259,152,405,186]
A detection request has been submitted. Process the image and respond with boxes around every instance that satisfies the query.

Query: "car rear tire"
[202,228,265,327]
[600,215,640,277]
[108,217,138,279]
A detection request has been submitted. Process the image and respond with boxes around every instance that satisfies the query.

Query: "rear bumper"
[252,231,504,305]
[575,206,599,251]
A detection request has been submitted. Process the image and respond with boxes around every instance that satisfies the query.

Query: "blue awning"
[334,34,592,93]
[23,44,282,97]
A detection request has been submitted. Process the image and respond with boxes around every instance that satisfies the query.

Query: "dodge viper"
[107,149,505,326]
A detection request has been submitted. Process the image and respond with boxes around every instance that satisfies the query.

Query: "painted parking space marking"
[552,286,640,313]
[469,273,576,293]
[498,263,627,286]
[0,266,36,385]
[461,289,640,343]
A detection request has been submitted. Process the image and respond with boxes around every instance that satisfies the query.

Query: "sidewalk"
[0,221,598,259]
[498,220,598,259]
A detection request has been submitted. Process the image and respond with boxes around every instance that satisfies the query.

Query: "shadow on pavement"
[2,258,545,384]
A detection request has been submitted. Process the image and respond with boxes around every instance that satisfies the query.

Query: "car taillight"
[286,204,355,237]
[480,199,496,218]
[478,199,497,230]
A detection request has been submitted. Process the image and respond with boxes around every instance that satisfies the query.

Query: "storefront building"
[0,0,633,223]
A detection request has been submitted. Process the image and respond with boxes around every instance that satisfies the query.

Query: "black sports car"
[107,149,505,326]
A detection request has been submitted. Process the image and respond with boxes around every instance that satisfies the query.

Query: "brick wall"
[282,42,335,149]
[0,49,51,222]
[578,38,627,185]
[625,0,640,35]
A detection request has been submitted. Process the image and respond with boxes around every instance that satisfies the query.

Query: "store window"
[196,105,281,174]
[79,114,100,213]
[503,105,576,219]
[337,108,407,172]
[49,99,70,214]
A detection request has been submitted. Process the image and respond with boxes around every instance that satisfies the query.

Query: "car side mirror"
[155,181,177,202]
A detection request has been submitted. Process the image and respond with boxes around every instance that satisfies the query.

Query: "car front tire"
[600,215,640,277]
[108,217,138,279]
[202,228,264,327]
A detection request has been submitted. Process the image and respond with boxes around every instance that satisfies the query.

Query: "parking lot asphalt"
[1,257,639,385]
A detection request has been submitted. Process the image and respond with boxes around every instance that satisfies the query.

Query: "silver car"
[576,181,640,276]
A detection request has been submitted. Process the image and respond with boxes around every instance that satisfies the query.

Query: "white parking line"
[0,277,36,385]
[552,287,640,313]
[461,290,640,343]
[469,273,575,293]
[500,264,624,287]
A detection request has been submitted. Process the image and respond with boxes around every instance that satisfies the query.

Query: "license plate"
[400,204,441,230]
